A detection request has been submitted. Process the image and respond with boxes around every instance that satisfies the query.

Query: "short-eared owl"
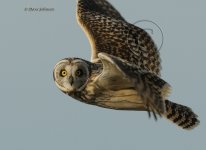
[53,0,199,130]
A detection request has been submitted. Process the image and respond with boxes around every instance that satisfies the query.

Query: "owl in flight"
[53,0,199,130]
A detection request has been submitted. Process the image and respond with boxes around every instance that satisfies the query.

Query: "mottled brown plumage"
[53,0,199,130]
[77,0,161,76]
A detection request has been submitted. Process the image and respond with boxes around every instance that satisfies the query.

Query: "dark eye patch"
[75,69,84,77]
[60,69,67,77]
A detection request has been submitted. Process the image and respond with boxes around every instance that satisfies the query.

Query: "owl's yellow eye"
[60,69,67,77]
[75,69,83,77]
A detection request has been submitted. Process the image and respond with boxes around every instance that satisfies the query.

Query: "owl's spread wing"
[98,53,171,116]
[77,0,161,76]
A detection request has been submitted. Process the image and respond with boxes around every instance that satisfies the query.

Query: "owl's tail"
[163,100,200,130]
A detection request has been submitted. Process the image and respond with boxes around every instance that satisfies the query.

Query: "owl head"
[53,58,91,94]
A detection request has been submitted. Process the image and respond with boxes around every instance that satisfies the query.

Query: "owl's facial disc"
[53,58,90,94]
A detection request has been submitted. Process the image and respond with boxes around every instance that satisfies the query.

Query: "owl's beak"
[68,76,74,86]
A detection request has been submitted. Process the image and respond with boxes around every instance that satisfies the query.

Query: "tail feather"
[164,100,199,130]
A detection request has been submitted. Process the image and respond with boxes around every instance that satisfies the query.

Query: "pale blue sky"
[0,0,205,150]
